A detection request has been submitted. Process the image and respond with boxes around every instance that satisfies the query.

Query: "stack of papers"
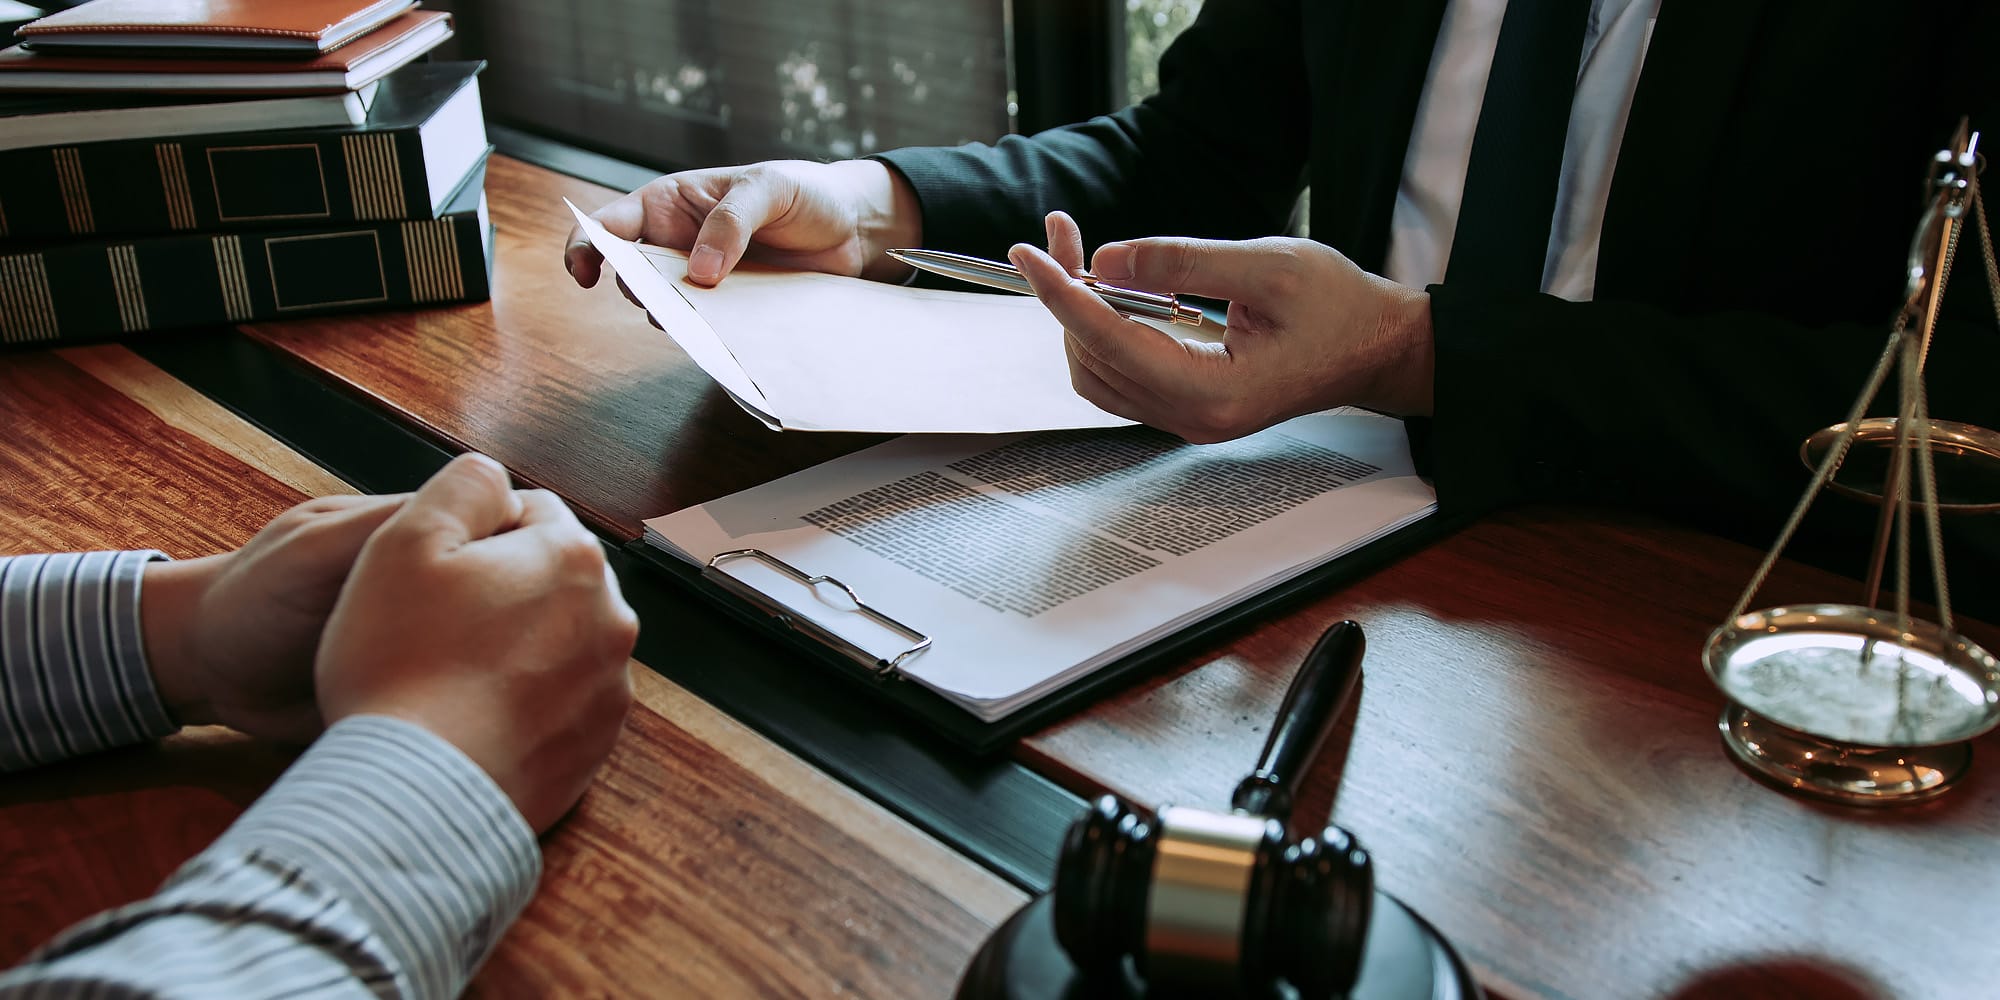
[645,410,1437,722]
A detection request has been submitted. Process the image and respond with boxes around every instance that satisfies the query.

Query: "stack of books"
[0,0,493,345]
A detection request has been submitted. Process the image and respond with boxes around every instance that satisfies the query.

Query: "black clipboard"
[620,509,1459,755]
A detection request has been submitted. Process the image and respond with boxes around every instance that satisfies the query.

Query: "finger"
[1089,236,1293,302]
[510,488,581,530]
[287,491,400,516]
[614,275,643,311]
[1011,243,1199,389]
[563,223,605,288]
[380,454,524,553]
[1063,329,1165,414]
[283,494,410,586]
[1045,211,1086,274]
[687,171,789,286]
[1064,333,1148,423]
[462,491,603,584]
[566,191,645,288]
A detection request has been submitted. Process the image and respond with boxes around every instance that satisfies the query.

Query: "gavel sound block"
[955,622,1482,1000]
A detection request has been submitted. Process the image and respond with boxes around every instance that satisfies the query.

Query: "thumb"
[379,453,524,554]
[1089,236,1291,302]
[687,171,791,285]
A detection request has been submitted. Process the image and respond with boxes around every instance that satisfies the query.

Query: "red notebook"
[15,0,418,55]
[0,9,450,92]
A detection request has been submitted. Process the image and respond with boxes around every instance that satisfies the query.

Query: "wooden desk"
[0,347,1024,995]
[7,152,1999,999]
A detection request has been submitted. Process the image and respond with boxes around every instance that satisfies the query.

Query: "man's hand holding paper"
[562,158,919,288]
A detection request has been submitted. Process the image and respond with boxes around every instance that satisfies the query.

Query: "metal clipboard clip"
[703,548,933,678]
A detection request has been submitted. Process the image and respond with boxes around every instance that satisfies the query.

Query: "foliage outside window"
[1124,0,1203,104]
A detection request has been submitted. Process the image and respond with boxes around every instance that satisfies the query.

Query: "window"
[1123,0,1202,105]
[433,1,1013,171]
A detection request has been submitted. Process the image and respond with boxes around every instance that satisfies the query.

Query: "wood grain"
[55,345,354,500]
[476,665,1023,998]
[241,155,886,540]
[0,349,313,558]
[225,154,2000,998]
[0,347,1020,996]
[1023,508,2000,1000]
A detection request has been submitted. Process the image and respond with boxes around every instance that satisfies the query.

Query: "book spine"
[0,127,431,240]
[0,204,488,345]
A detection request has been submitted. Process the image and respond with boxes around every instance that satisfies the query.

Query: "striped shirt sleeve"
[0,551,178,772]
[0,715,542,1000]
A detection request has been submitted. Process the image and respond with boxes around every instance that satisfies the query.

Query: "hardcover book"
[0,81,380,153]
[0,9,450,92]
[0,61,485,240]
[16,0,417,55]
[0,154,492,346]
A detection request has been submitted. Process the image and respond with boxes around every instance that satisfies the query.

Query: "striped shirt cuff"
[196,715,542,999]
[0,551,177,772]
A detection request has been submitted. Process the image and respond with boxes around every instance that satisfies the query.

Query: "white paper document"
[644,410,1437,722]
[566,200,1133,434]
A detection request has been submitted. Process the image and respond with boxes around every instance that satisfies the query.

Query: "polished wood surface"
[1024,510,2000,1000]
[0,346,1024,994]
[221,153,2000,998]
[240,155,885,540]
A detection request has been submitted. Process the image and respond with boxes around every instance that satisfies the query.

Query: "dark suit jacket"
[877,0,2000,617]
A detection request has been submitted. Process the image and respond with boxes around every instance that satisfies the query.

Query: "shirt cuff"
[191,715,542,999]
[0,550,177,772]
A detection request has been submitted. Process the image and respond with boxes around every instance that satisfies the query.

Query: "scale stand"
[1702,120,2000,805]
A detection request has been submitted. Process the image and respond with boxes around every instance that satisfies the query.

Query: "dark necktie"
[1444,0,1593,291]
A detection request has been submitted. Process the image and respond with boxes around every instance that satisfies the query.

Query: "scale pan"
[1703,604,2000,746]
[1802,418,2000,512]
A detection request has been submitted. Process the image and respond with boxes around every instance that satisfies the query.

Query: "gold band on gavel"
[1143,806,1268,993]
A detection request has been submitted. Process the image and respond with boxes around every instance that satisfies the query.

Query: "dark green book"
[0,61,486,241]
[0,155,491,346]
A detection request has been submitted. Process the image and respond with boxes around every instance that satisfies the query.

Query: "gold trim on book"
[53,148,94,235]
[155,144,198,231]
[400,219,462,302]
[211,235,254,322]
[207,143,330,222]
[265,230,388,311]
[106,245,149,333]
[0,253,60,344]
[343,133,406,221]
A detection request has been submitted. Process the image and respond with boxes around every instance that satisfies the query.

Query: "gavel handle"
[1229,620,1365,819]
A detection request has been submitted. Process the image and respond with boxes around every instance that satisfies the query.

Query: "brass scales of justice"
[1702,119,2000,805]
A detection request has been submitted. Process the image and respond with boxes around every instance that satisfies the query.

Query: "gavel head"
[1050,795,1374,999]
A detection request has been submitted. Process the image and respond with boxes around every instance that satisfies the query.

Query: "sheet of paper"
[566,202,780,427]
[566,199,1133,434]
[645,410,1437,721]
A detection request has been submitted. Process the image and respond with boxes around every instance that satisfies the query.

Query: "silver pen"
[886,247,1207,327]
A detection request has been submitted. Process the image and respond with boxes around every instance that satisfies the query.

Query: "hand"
[315,453,639,833]
[1010,212,1437,443]
[142,492,409,743]
[562,158,921,292]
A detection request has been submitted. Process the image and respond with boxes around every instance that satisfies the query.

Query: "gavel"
[957,620,1482,1000]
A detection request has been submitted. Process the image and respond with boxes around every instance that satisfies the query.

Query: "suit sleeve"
[874,0,1312,261]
